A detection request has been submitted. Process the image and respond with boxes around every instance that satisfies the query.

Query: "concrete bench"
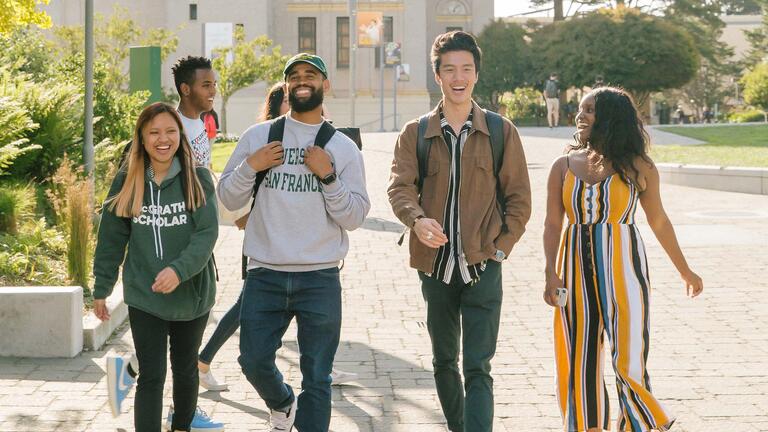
[0,286,83,358]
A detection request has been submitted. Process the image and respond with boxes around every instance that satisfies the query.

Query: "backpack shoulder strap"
[483,109,504,178]
[416,115,431,194]
[314,121,336,149]
[483,109,508,232]
[252,116,286,198]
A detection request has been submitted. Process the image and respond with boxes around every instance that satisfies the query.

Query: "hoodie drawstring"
[148,181,164,260]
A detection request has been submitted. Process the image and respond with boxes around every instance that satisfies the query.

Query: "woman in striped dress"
[542,87,703,432]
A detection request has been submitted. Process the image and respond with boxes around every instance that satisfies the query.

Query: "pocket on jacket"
[420,160,441,199]
[470,157,495,199]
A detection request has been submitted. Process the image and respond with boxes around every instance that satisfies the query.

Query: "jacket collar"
[145,156,182,187]
[424,100,490,139]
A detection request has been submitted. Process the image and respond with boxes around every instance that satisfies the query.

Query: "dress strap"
[565,154,570,168]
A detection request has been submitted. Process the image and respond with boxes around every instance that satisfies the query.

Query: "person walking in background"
[544,73,561,128]
[388,31,531,432]
[174,56,217,168]
[542,87,703,432]
[218,53,370,432]
[202,109,219,143]
[199,81,358,393]
[93,103,223,432]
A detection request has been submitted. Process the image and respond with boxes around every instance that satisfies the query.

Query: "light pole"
[348,0,356,127]
[84,0,94,180]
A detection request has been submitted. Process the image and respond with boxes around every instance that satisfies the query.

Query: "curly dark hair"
[571,87,651,189]
[171,56,213,95]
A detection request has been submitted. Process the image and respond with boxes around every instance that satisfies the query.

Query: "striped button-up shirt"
[429,107,486,284]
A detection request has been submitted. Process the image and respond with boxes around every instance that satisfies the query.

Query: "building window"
[447,26,463,32]
[298,17,317,54]
[375,16,394,68]
[189,4,197,21]
[337,17,350,69]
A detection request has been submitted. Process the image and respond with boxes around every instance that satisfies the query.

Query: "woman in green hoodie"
[92,102,219,432]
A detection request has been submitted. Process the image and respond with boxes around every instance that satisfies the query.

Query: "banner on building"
[357,12,383,47]
[385,42,401,65]
[204,23,234,63]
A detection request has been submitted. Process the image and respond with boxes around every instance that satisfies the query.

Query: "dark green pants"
[419,260,502,432]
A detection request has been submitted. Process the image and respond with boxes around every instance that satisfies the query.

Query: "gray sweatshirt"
[217,115,370,272]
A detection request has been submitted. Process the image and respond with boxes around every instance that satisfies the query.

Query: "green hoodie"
[93,157,219,321]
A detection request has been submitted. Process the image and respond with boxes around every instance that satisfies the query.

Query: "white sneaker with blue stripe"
[165,406,224,431]
[106,356,136,417]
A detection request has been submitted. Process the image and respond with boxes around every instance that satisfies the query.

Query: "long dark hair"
[107,102,205,217]
[259,81,286,121]
[571,87,651,189]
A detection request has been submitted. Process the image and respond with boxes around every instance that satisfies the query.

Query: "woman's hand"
[93,299,110,321]
[544,273,565,307]
[152,267,181,294]
[681,269,703,298]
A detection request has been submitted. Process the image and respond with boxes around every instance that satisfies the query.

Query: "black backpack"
[240,115,362,278]
[398,109,506,245]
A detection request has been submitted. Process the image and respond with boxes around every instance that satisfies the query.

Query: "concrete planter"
[0,286,84,358]
[0,283,129,358]
[657,163,768,195]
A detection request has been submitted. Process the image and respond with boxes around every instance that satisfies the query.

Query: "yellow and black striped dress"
[553,166,675,432]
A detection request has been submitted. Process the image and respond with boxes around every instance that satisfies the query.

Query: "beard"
[289,85,324,113]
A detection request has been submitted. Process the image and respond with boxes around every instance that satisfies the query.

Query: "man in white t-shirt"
[172,56,217,167]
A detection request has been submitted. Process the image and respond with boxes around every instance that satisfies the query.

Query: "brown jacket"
[388,101,532,273]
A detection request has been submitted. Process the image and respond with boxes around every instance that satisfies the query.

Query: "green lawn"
[652,124,768,168]
[211,140,237,173]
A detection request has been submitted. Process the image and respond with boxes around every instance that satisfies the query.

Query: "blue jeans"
[238,267,341,432]
[199,290,243,365]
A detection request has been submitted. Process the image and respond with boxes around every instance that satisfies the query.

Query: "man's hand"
[413,217,448,249]
[305,146,334,178]
[93,299,110,321]
[246,141,284,172]
[152,267,181,294]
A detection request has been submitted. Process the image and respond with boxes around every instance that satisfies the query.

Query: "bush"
[0,94,42,176]
[0,218,68,286]
[0,70,83,180]
[0,183,34,235]
[728,109,767,123]
[47,158,94,290]
[503,87,545,121]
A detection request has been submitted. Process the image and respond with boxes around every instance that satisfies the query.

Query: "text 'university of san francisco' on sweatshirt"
[217,115,370,272]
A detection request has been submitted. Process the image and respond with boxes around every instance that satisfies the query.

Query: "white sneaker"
[269,397,297,432]
[199,369,228,391]
[330,368,358,386]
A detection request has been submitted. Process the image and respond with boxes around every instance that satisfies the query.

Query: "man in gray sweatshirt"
[217,53,370,432]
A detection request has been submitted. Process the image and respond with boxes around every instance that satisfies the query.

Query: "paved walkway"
[1,129,767,431]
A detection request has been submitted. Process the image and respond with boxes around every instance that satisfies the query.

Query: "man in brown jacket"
[388,31,531,432]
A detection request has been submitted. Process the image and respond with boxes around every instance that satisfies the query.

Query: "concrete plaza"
[1,129,767,431]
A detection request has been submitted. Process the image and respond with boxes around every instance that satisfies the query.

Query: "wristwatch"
[493,249,506,262]
[319,172,337,185]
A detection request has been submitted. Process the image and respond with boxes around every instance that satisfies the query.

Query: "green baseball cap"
[283,53,328,78]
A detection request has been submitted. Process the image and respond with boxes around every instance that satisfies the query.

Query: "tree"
[741,62,768,116]
[212,27,288,134]
[0,0,51,35]
[474,19,531,110]
[54,5,179,91]
[665,60,732,120]
[743,1,768,67]
[530,7,699,105]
